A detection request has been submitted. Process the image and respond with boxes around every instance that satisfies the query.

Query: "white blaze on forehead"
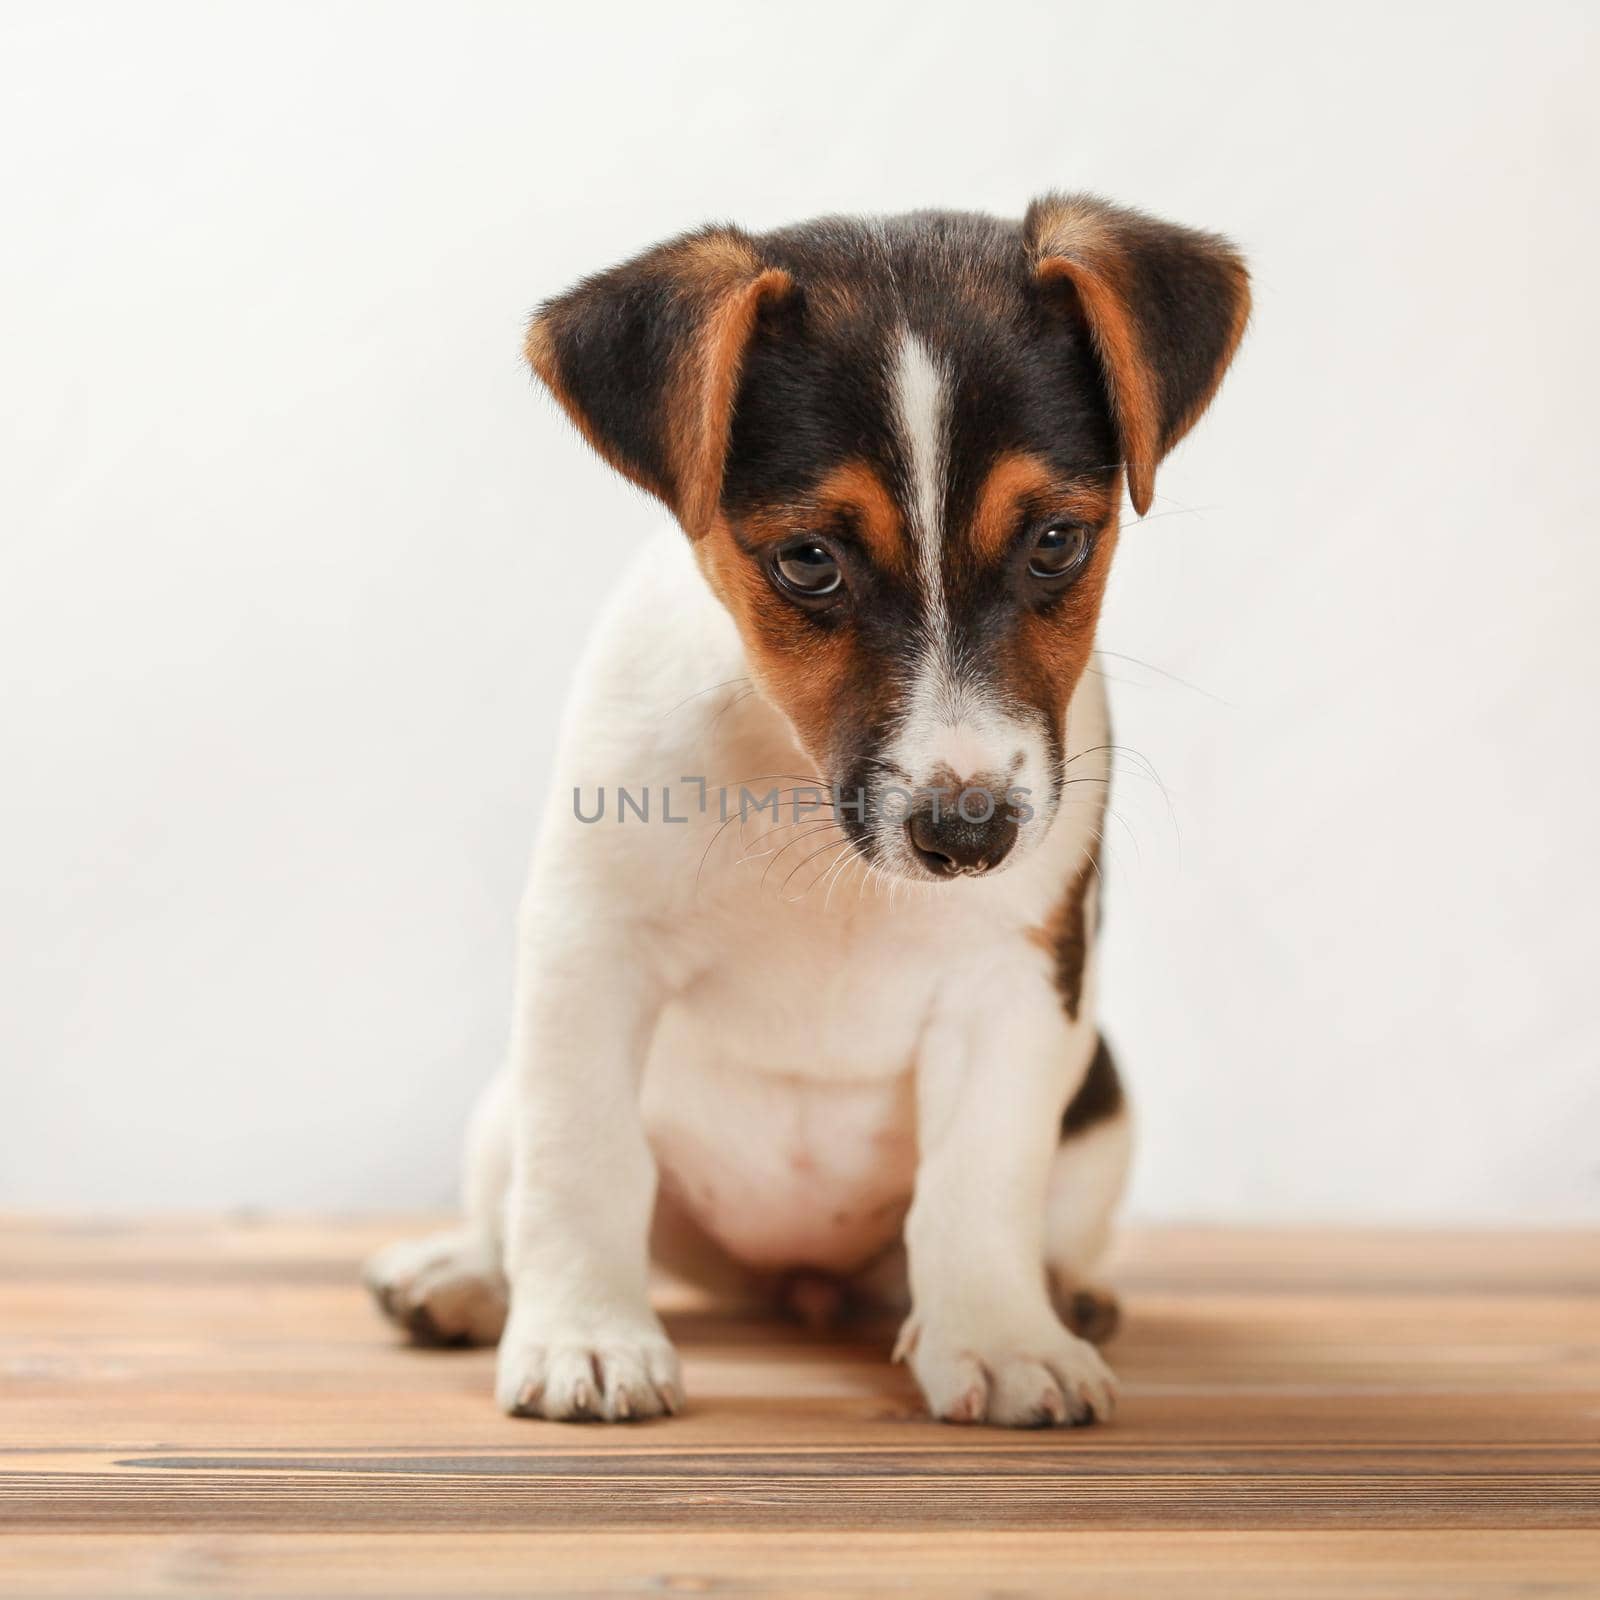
[890,330,951,649]
[889,332,991,766]
[883,329,1047,829]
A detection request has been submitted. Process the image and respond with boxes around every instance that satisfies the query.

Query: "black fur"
[1061,1035,1124,1138]
[722,210,1118,520]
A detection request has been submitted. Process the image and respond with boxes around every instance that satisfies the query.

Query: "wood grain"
[2,1217,1597,1595]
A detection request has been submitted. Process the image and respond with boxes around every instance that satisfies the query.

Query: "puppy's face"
[530,198,1249,881]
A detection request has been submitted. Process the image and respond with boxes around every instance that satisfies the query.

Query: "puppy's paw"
[495,1311,683,1422]
[363,1230,507,1347]
[898,1313,1118,1428]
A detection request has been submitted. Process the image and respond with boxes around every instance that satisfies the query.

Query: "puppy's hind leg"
[1044,1036,1132,1346]
[363,1069,512,1347]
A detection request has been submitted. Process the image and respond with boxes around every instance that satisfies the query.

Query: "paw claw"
[910,1317,1120,1430]
[948,1383,985,1423]
[496,1315,682,1424]
[891,1318,919,1364]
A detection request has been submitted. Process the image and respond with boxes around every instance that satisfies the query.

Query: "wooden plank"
[1,1219,1596,1593]
[6,1532,1600,1600]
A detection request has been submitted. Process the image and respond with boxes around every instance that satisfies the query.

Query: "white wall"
[3,0,1596,1221]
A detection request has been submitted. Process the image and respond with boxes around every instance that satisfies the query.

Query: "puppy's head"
[529,197,1249,881]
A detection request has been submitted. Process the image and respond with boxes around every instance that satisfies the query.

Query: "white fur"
[893,331,952,652]
[371,528,1126,1426]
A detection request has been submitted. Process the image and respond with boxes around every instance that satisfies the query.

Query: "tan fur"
[812,460,908,576]
[1035,252,1163,517]
[970,451,1116,565]
[695,513,865,767]
[717,459,905,572]
[1007,513,1120,730]
[692,459,912,762]
[674,263,793,536]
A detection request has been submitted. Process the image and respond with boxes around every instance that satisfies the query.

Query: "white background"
[3,1,1596,1221]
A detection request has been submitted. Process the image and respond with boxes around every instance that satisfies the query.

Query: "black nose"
[906,794,1019,877]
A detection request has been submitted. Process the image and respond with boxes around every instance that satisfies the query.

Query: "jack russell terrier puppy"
[366,194,1249,1427]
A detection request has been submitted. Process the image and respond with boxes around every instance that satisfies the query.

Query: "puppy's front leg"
[494,897,679,1422]
[900,974,1118,1428]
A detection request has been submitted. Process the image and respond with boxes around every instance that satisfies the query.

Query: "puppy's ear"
[526,226,793,537]
[1024,194,1250,517]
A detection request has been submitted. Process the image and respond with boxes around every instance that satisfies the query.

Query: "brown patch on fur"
[812,461,908,575]
[971,452,1116,566]
[695,512,865,764]
[1002,514,1119,743]
[971,452,1054,563]
[693,460,909,764]
[723,459,905,573]
[1036,250,1163,516]
[674,263,794,536]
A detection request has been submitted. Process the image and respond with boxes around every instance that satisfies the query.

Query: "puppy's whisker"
[715,772,832,792]
[736,791,839,857]
[685,784,834,870]
[1117,503,1215,526]
[1062,743,1177,819]
[663,675,751,718]
[737,791,840,836]
[780,835,855,903]
[1101,803,1140,866]
[759,824,845,892]
[1093,648,1231,706]
[820,840,867,913]
[705,686,758,735]
[739,813,839,854]
[695,808,748,892]
[1084,665,1147,689]
[860,857,892,906]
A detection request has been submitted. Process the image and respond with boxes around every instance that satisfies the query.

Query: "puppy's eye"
[1028,522,1092,581]
[772,541,843,600]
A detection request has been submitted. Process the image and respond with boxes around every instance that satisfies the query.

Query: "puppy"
[366,195,1249,1427]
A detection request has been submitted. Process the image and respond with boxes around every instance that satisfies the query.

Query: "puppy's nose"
[906,790,1018,877]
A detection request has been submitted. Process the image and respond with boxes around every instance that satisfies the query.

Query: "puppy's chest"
[673,919,941,1077]
[642,1038,918,1272]
[638,906,941,1271]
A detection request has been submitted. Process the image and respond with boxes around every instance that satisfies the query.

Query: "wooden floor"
[1,1220,1597,1598]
